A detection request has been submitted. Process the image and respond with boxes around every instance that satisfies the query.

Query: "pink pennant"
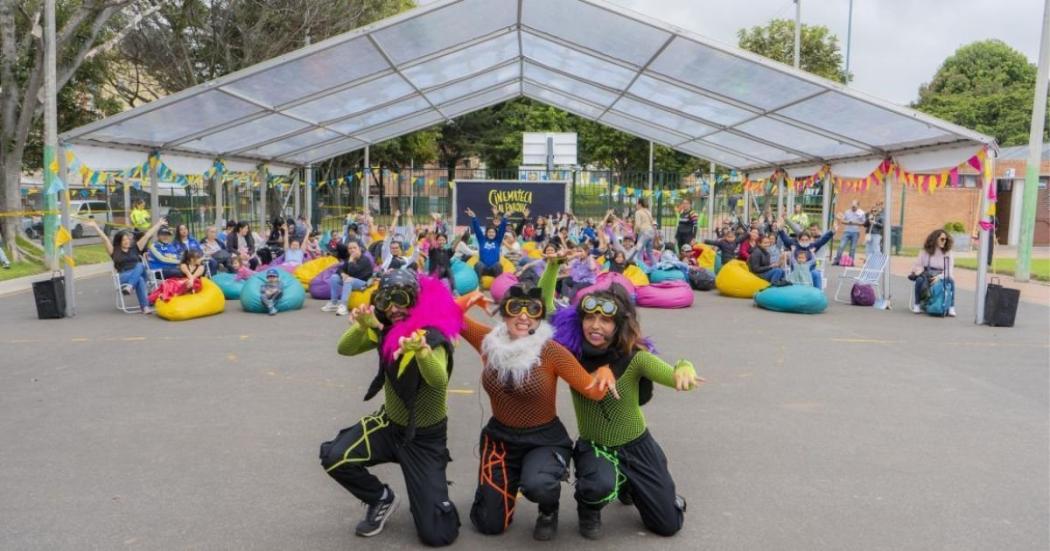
[968,155,982,172]
[949,167,959,188]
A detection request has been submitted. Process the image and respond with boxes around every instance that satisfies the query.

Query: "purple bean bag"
[636,280,694,309]
[309,265,340,300]
[489,272,519,303]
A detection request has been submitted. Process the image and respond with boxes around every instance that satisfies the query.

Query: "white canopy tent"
[60,0,998,320]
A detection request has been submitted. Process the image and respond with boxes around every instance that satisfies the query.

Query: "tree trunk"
[1,157,24,261]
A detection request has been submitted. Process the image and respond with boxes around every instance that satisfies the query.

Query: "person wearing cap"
[260,269,283,315]
[147,224,183,278]
[320,271,464,546]
[550,283,703,540]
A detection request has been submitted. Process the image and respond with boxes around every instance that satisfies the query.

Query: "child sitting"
[786,249,816,287]
[149,250,205,304]
[260,269,283,316]
[651,244,690,280]
[231,255,253,281]
[561,244,598,301]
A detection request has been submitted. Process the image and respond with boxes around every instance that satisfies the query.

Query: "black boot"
[577,507,602,540]
[533,509,558,541]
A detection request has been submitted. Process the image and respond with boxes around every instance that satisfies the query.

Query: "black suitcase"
[32,273,66,319]
[984,277,1019,327]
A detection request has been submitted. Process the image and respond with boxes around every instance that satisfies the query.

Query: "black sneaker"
[355,487,399,537]
[578,507,602,540]
[533,510,558,541]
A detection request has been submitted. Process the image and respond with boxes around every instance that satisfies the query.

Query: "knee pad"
[418,500,460,547]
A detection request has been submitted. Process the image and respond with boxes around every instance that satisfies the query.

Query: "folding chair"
[833,253,887,303]
[112,270,142,313]
[143,256,165,291]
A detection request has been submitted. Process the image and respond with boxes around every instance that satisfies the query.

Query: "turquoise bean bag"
[714,251,723,274]
[239,269,306,313]
[451,259,479,295]
[754,285,828,314]
[212,272,245,300]
[649,268,687,283]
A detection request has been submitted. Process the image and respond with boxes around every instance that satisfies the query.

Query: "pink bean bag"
[636,280,694,309]
[595,271,636,298]
[309,265,340,300]
[489,272,519,303]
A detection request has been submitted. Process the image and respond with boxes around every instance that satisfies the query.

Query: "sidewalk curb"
[0,263,111,298]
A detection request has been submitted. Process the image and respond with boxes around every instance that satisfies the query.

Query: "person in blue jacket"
[466,207,506,279]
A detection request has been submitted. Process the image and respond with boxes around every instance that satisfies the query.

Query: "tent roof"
[62,0,995,173]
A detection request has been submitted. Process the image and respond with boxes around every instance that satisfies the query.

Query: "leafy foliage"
[737,18,849,83]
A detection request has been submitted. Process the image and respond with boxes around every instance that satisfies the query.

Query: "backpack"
[688,268,715,291]
[839,253,854,267]
[850,283,876,306]
[926,278,953,317]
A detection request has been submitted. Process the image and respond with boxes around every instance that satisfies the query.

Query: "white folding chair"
[112,270,142,313]
[143,256,165,291]
[833,253,887,303]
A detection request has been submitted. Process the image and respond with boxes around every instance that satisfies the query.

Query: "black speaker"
[984,278,1020,327]
[32,275,66,320]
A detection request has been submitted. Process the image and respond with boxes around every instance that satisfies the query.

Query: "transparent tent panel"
[674,140,757,169]
[777,92,951,147]
[701,131,801,164]
[424,63,519,105]
[371,0,517,65]
[353,109,445,144]
[239,127,343,158]
[599,111,691,147]
[611,96,715,138]
[221,38,388,108]
[650,37,822,111]
[285,73,415,124]
[86,90,263,146]
[438,82,520,119]
[521,32,637,90]
[522,82,606,120]
[283,137,367,165]
[522,62,619,108]
[734,117,867,158]
[628,74,752,126]
[179,114,310,155]
[401,32,518,90]
[521,0,670,67]
[328,95,432,135]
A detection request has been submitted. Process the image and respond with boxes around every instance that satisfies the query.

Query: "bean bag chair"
[481,275,495,290]
[490,273,519,303]
[636,280,694,309]
[623,264,650,287]
[451,259,479,295]
[309,265,340,300]
[688,268,716,291]
[754,285,827,314]
[522,241,538,253]
[466,255,516,275]
[595,271,636,298]
[714,251,724,274]
[649,268,688,283]
[850,283,876,306]
[212,272,246,300]
[240,269,306,313]
[715,260,769,298]
[697,247,716,271]
[527,248,543,260]
[293,256,339,289]
[156,278,225,321]
[348,281,378,310]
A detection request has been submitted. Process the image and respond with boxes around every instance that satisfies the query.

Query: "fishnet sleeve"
[547,342,607,400]
[632,351,679,388]
[461,315,491,353]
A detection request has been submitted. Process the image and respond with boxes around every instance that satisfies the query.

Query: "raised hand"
[673,360,704,391]
[349,304,381,329]
[395,329,431,359]
[465,207,476,218]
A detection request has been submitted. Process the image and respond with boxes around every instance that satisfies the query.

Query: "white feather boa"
[480,321,553,388]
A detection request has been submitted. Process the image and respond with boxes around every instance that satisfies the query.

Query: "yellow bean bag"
[466,255,515,274]
[715,260,770,298]
[522,241,538,253]
[697,246,716,271]
[527,248,543,260]
[623,264,650,287]
[156,278,225,321]
[294,256,339,290]
[480,275,495,290]
[348,281,378,310]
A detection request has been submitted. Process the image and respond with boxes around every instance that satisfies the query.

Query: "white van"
[68,200,113,238]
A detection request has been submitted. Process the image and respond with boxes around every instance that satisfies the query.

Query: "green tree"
[737,18,849,83]
[913,40,1049,147]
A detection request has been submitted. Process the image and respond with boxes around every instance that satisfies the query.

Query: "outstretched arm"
[549,343,616,400]
[338,306,382,356]
[632,351,703,391]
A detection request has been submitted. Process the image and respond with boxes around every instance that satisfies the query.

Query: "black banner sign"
[454,180,567,225]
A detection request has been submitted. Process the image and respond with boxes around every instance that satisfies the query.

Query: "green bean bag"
[754,285,828,314]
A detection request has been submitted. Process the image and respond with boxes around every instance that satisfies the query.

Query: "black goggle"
[374,289,414,311]
[503,298,543,319]
[581,296,618,317]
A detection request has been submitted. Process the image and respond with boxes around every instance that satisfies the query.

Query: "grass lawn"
[0,242,111,282]
[955,257,1050,282]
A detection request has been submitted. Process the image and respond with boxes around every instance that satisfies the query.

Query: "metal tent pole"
[648,142,654,191]
[149,154,159,224]
[123,180,131,227]
[708,161,717,236]
[821,171,831,231]
[42,0,58,269]
[364,146,371,212]
[1016,0,1050,281]
[58,144,74,316]
[213,174,223,226]
[258,164,267,228]
[882,164,893,305]
[975,152,996,324]
[305,164,313,226]
[777,172,785,218]
[293,171,301,217]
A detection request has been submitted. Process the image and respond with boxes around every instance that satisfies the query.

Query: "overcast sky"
[607,0,1045,105]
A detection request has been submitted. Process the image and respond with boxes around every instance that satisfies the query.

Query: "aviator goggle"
[580,295,618,317]
[374,289,414,311]
[503,298,543,319]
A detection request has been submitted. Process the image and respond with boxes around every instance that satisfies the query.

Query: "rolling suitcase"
[984,277,1019,327]
[32,272,66,319]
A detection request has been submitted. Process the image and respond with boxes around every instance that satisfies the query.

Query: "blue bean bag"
[212,272,245,300]
[649,268,687,283]
[451,259,479,295]
[240,269,306,313]
[754,285,828,314]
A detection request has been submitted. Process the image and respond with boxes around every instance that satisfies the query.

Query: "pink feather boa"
[379,275,464,363]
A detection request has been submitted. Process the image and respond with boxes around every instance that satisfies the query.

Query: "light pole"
[845,0,854,79]
[793,0,801,69]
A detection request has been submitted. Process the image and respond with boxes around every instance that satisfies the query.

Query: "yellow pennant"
[62,255,76,268]
[55,226,72,247]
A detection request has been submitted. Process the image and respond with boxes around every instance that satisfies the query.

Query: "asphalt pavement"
[0,271,1046,550]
